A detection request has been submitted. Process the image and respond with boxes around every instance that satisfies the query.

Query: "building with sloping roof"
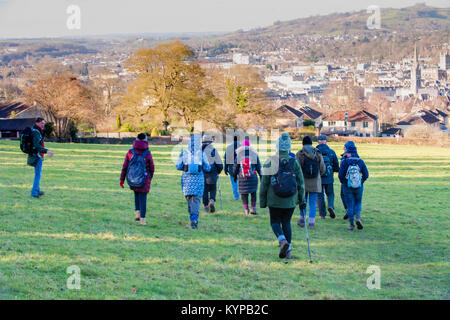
[321,110,378,137]
[0,102,43,119]
[0,118,36,138]
[381,127,402,138]
[274,105,323,128]
[397,110,441,131]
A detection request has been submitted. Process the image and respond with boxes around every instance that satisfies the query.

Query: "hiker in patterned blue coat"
[338,141,369,231]
[176,134,211,229]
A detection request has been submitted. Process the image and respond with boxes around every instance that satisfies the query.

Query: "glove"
[299,202,306,211]
[120,181,124,188]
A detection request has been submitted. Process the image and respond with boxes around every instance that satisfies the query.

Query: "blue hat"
[344,140,357,153]
[318,135,328,141]
[277,132,291,151]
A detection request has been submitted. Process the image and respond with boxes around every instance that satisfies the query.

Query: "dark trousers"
[269,207,295,245]
[241,192,257,207]
[318,183,335,217]
[341,184,347,210]
[134,191,148,218]
[342,184,363,225]
[202,183,217,206]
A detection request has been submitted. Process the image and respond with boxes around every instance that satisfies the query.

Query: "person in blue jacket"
[338,141,369,231]
[316,135,340,219]
[176,134,211,229]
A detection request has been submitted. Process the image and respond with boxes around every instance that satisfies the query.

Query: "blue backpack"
[126,149,149,187]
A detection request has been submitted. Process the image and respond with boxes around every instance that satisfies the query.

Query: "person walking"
[339,141,369,231]
[28,117,54,198]
[316,135,339,219]
[224,135,240,200]
[202,134,224,213]
[260,133,305,259]
[120,133,155,226]
[233,139,261,216]
[176,134,211,229]
[295,136,325,229]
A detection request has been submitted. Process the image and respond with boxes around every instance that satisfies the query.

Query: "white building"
[233,53,250,65]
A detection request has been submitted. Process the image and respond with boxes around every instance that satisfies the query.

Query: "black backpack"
[126,149,150,188]
[301,153,319,179]
[20,127,34,155]
[272,157,297,198]
[321,153,333,178]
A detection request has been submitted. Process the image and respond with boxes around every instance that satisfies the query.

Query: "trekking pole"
[301,207,313,263]
[218,175,223,211]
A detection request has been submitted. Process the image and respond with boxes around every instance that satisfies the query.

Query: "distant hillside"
[199,4,449,62]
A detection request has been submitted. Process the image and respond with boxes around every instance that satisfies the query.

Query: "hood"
[202,140,212,151]
[236,145,257,155]
[316,143,330,155]
[188,134,202,153]
[133,140,149,151]
[301,145,318,159]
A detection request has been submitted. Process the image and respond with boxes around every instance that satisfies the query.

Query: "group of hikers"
[24,117,369,260]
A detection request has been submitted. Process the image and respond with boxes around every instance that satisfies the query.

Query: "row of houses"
[274,104,448,138]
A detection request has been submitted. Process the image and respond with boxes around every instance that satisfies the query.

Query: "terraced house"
[321,110,378,137]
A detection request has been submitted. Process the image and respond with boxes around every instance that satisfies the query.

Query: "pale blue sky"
[0,0,448,38]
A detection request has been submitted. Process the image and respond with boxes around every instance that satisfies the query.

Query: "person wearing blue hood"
[338,141,369,231]
[316,135,339,219]
[176,135,212,229]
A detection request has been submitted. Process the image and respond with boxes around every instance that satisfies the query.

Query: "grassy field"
[0,139,449,300]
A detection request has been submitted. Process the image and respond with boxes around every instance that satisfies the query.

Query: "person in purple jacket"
[338,141,369,231]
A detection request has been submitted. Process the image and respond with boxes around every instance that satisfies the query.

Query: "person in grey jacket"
[202,134,223,213]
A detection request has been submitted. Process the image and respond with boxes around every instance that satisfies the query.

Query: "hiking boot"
[139,218,147,226]
[328,208,336,219]
[343,213,348,220]
[135,211,140,221]
[297,218,305,227]
[244,209,249,216]
[38,191,45,196]
[204,206,209,213]
[286,251,292,259]
[348,224,355,231]
[250,208,257,215]
[279,240,289,259]
[209,200,215,213]
[308,223,315,229]
[191,221,198,229]
[356,219,363,230]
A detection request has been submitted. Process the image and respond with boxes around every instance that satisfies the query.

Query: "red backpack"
[240,150,255,178]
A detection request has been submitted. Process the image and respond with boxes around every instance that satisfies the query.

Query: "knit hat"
[137,133,147,141]
[242,139,250,147]
[277,133,291,151]
[317,135,328,141]
[202,133,213,142]
[302,136,313,145]
[344,140,357,153]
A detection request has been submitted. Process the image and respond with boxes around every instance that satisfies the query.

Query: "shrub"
[151,127,159,137]
[303,119,315,127]
[404,125,445,139]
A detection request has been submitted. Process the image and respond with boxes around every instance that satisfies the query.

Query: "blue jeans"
[134,191,148,218]
[342,184,363,225]
[300,192,318,220]
[186,195,201,222]
[230,175,239,200]
[31,157,43,197]
[318,183,335,217]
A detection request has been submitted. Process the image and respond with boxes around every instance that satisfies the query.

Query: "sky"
[0,0,448,38]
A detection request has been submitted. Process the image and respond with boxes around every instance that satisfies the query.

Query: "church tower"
[411,44,421,96]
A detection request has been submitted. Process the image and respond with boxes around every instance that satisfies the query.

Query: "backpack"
[271,157,297,198]
[321,153,333,178]
[184,150,203,175]
[301,153,319,179]
[126,149,150,188]
[345,159,362,188]
[240,150,256,178]
[20,127,34,155]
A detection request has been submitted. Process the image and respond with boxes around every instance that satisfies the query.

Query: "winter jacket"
[202,141,224,185]
[260,150,306,209]
[339,154,369,186]
[27,124,48,167]
[224,141,238,175]
[232,146,261,194]
[316,143,339,185]
[120,140,155,193]
[295,145,326,193]
[176,135,212,196]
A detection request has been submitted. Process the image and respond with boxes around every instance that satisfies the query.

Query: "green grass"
[0,140,449,299]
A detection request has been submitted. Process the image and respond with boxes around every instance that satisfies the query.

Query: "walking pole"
[218,175,223,211]
[301,206,313,263]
